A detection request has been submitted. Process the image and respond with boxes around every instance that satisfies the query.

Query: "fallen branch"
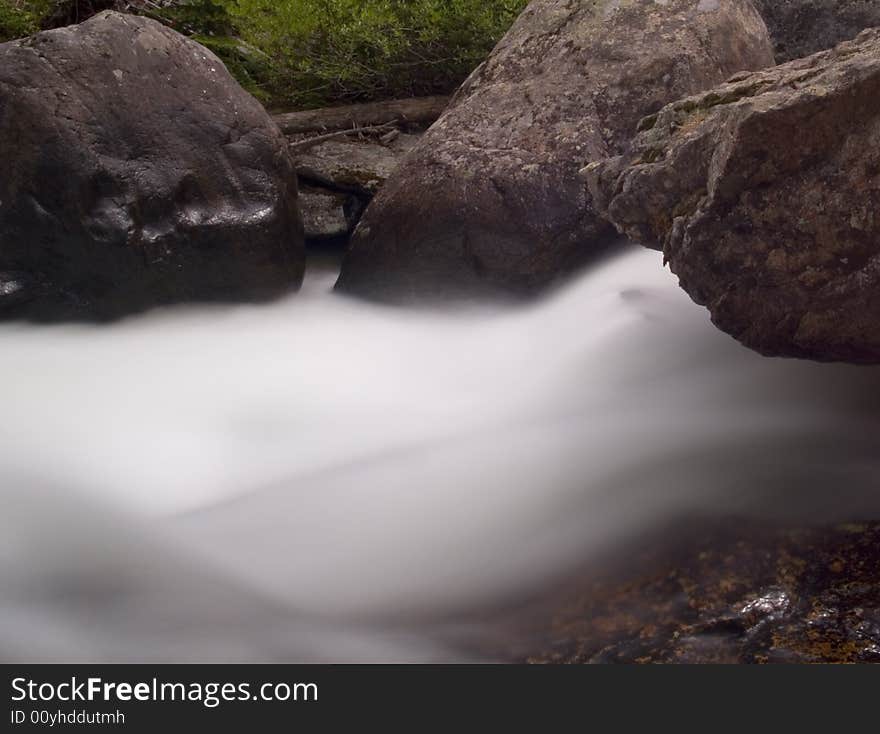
[274,95,449,136]
[287,122,399,152]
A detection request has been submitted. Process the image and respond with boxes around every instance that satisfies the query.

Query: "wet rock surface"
[587,29,880,363]
[752,0,880,62]
[0,11,304,321]
[336,0,774,302]
[292,135,419,243]
[297,186,364,242]
[526,521,880,663]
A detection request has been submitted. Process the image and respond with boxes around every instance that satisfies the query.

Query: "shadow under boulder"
[752,0,880,62]
[293,133,420,246]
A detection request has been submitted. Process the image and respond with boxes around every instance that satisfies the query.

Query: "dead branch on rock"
[274,96,449,136]
[287,122,400,152]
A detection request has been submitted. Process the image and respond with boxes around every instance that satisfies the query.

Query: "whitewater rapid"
[2,246,880,661]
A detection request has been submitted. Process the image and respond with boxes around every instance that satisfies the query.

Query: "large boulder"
[752,0,880,62]
[0,11,304,320]
[586,29,880,363]
[336,0,774,302]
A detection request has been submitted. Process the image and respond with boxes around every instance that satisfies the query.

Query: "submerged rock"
[0,11,304,321]
[752,0,880,62]
[587,29,880,363]
[526,521,880,664]
[336,0,774,302]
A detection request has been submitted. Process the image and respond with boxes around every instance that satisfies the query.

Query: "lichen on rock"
[587,28,880,363]
[336,0,774,302]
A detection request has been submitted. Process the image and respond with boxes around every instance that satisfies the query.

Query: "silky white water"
[2,246,880,661]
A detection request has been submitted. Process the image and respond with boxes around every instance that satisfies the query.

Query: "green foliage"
[230,0,528,109]
[192,33,271,103]
[157,0,235,36]
[0,0,55,40]
[0,0,529,110]
[146,1,272,99]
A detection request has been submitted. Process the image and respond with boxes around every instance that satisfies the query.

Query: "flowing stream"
[2,246,880,661]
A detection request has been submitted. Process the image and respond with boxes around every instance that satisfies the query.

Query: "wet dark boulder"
[0,11,304,321]
[586,29,880,363]
[752,0,880,62]
[336,0,774,302]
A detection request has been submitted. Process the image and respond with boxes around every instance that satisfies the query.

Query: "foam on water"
[2,246,879,661]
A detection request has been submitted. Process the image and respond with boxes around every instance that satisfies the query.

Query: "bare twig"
[287,122,399,152]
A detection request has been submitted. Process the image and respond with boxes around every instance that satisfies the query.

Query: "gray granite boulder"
[336,0,775,302]
[586,29,880,363]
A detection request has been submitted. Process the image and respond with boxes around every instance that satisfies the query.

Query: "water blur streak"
[2,246,880,661]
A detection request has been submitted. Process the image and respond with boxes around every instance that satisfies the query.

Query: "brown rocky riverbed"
[522,520,880,664]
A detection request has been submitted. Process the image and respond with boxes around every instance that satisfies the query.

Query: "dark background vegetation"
[0,0,528,109]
